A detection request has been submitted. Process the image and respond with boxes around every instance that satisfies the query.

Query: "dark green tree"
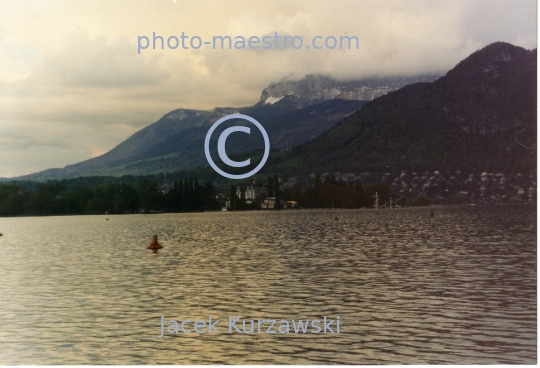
[203,183,220,210]
[229,184,238,211]
[64,186,94,214]
[86,197,109,214]
[25,191,55,215]
[267,176,275,197]
[274,174,281,209]
[137,180,163,212]
[1,191,28,216]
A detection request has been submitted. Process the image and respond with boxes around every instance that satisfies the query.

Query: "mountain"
[16,74,436,181]
[259,74,436,104]
[276,42,536,176]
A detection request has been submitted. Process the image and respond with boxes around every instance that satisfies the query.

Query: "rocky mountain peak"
[259,73,439,105]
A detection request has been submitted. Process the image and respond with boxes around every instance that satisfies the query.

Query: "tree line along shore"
[0,174,399,216]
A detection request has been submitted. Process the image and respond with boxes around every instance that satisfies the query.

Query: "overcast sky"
[0,0,536,177]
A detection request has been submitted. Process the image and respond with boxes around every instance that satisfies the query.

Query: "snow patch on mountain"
[265,96,284,105]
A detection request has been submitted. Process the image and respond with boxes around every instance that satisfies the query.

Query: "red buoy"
[147,235,163,249]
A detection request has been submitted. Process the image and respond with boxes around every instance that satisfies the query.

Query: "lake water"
[0,205,536,364]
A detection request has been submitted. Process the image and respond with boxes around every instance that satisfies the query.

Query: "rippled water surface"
[0,205,536,364]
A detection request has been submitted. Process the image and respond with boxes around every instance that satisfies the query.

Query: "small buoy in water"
[106,218,109,221]
[334,216,339,221]
[147,235,163,250]
[430,210,434,218]
[0,233,3,236]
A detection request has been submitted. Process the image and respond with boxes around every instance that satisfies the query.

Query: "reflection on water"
[0,205,536,364]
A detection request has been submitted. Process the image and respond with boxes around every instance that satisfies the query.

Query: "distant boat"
[221,207,228,212]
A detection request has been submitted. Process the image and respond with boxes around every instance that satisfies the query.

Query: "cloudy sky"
[0,0,536,177]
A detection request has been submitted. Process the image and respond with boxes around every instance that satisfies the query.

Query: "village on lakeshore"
[0,167,535,216]
[209,169,536,211]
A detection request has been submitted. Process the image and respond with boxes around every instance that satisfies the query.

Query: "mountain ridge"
[15,74,437,181]
[275,42,536,176]
[259,74,437,104]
